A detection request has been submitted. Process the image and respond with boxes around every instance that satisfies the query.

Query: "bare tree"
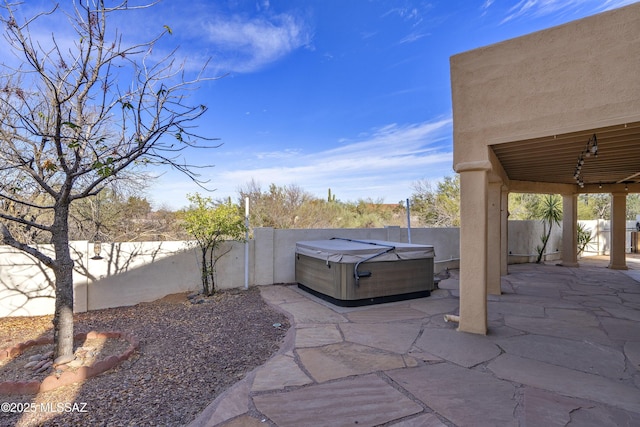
[238,180,315,229]
[0,1,218,362]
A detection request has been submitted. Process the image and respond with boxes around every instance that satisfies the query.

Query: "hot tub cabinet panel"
[295,239,435,306]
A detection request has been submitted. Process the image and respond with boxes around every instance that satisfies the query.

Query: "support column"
[500,187,509,276]
[609,192,628,270]
[561,194,579,267]
[456,162,490,335]
[487,182,502,295]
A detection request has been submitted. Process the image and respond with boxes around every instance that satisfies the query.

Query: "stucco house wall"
[451,3,640,167]
[449,3,640,334]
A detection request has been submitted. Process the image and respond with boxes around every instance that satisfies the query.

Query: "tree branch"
[0,223,55,268]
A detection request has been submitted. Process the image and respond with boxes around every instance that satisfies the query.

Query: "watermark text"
[1,401,88,414]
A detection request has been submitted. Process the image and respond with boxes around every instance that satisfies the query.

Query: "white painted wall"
[577,220,639,256]
[508,220,563,263]
[0,241,202,317]
[84,241,202,311]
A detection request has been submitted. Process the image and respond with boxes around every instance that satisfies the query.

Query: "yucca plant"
[536,195,562,263]
[577,223,594,258]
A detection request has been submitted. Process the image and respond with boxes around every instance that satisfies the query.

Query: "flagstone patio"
[189,256,640,427]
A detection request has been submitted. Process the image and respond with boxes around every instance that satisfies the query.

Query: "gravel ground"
[0,287,290,427]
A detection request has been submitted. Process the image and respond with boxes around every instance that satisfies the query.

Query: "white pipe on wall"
[244,197,249,290]
[406,198,412,244]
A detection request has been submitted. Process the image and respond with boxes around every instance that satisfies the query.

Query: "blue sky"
[7,0,639,209]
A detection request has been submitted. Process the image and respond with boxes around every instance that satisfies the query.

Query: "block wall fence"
[0,220,631,317]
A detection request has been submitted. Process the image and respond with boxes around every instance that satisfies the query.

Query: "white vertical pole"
[244,197,249,290]
[406,198,412,243]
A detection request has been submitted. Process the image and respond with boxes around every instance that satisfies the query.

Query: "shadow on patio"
[190,256,640,427]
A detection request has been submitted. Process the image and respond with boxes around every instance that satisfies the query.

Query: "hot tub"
[295,238,435,306]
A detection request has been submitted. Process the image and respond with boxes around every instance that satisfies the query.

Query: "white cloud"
[599,0,640,10]
[399,32,429,44]
[212,118,453,203]
[255,148,302,160]
[481,0,495,17]
[502,0,570,23]
[500,0,639,24]
[203,13,312,73]
[148,118,454,208]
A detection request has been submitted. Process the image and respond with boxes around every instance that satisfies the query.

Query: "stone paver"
[602,305,640,321]
[251,354,312,391]
[488,354,640,413]
[296,342,406,382]
[564,294,624,307]
[625,341,640,371]
[259,286,308,305]
[187,376,251,427]
[406,347,442,363]
[545,307,600,326]
[522,385,640,427]
[409,298,459,315]
[253,374,423,427]
[279,300,348,324]
[499,294,584,309]
[566,282,617,295]
[504,314,612,344]
[219,416,265,427]
[600,317,640,341]
[339,322,421,353]
[566,403,640,427]
[487,300,545,317]
[192,259,640,427]
[345,305,427,323]
[495,334,626,378]
[485,325,525,340]
[623,269,640,283]
[414,327,501,367]
[620,292,640,304]
[389,413,448,427]
[521,387,580,427]
[509,282,564,298]
[295,324,343,347]
[387,363,518,427]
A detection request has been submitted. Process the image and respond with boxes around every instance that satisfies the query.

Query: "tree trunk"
[208,246,216,296]
[51,203,75,362]
[536,222,553,264]
[201,246,210,295]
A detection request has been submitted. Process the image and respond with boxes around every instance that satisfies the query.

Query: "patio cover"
[449,2,640,334]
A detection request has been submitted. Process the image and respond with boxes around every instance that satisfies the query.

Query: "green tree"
[0,2,215,361]
[535,195,562,263]
[627,194,640,220]
[508,193,545,220]
[183,194,247,296]
[236,180,412,229]
[410,175,460,227]
[577,194,610,220]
